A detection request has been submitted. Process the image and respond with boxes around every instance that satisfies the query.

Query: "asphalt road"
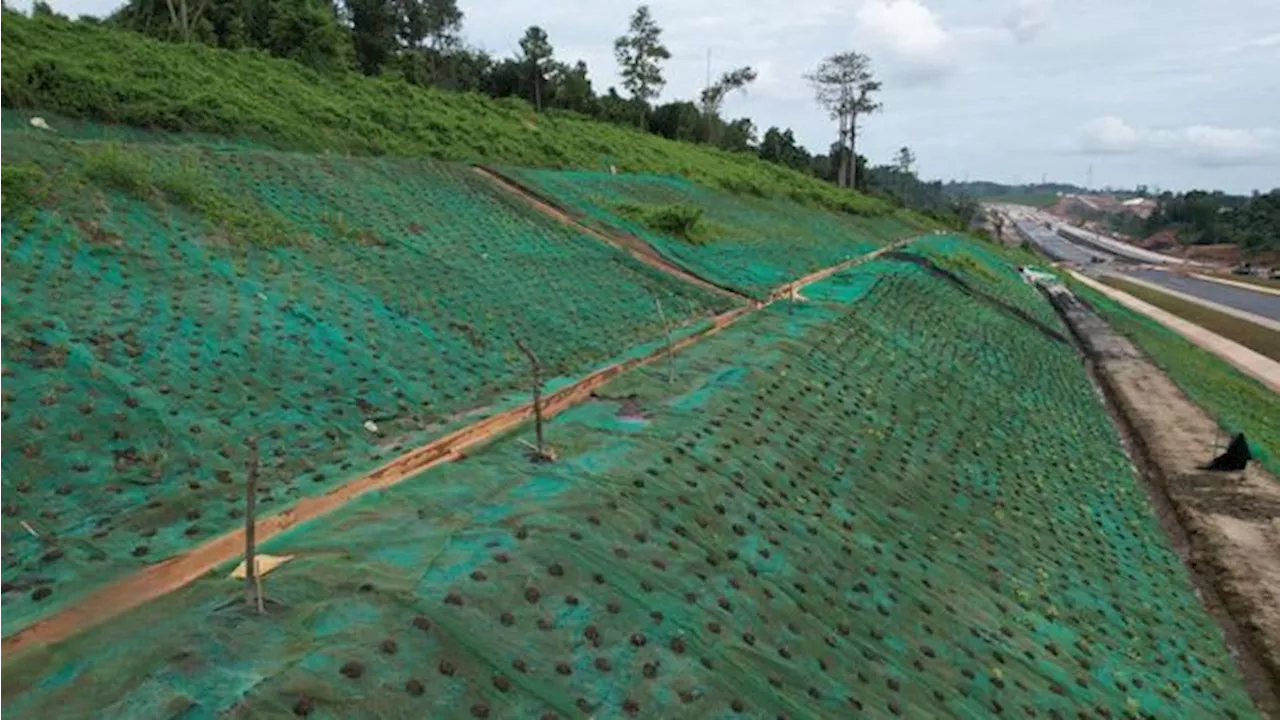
[1118,269,1280,322]
[1012,219,1114,266]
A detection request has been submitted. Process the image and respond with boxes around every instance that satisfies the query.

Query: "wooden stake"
[515,339,546,459]
[244,436,264,613]
[655,298,675,383]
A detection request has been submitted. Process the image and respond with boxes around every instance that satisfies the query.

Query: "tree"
[518,26,553,111]
[347,0,397,74]
[395,0,460,51]
[805,51,881,190]
[699,66,755,143]
[718,117,756,153]
[548,60,596,114]
[894,146,915,174]
[650,101,702,142]
[112,0,350,70]
[614,5,670,129]
[598,87,645,127]
[758,127,812,172]
[163,0,209,42]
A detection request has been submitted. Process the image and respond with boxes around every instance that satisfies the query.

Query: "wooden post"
[244,436,263,613]
[515,339,545,457]
[655,298,675,383]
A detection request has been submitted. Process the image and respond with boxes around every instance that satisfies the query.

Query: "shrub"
[82,143,151,195]
[1,162,51,215]
[614,201,718,244]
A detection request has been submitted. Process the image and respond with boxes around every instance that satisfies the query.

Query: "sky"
[17,0,1280,193]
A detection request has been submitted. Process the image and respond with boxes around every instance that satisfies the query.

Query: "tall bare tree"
[699,65,756,142]
[805,52,881,190]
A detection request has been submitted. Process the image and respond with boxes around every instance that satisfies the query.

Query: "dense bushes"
[1,10,893,218]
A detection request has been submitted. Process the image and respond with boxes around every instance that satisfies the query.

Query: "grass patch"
[1099,275,1280,361]
[614,201,720,244]
[74,141,304,248]
[1,162,51,216]
[81,142,151,194]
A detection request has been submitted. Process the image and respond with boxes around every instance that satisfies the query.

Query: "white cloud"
[1078,115,1279,166]
[854,0,1049,85]
[1003,0,1051,43]
[1078,116,1142,153]
[855,0,960,83]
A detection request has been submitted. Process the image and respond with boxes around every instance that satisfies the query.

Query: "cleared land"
[3,249,1262,719]
[1051,288,1280,712]
[1069,280,1280,477]
[1099,276,1280,361]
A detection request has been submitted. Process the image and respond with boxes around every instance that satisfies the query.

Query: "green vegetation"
[81,142,152,194]
[17,138,305,247]
[1,10,893,219]
[1144,189,1280,255]
[0,162,50,217]
[1071,279,1280,475]
[977,192,1060,208]
[1099,275,1280,361]
[944,180,1083,205]
[613,201,717,243]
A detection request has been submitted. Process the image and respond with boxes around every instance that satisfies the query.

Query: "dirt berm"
[1049,288,1280,717]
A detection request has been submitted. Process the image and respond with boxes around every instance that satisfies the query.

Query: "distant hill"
[943,180,1087,208]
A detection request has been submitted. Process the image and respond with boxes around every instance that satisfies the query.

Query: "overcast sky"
[19,0,1280,193]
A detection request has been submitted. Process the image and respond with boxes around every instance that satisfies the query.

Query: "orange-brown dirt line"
[2,227,921,660]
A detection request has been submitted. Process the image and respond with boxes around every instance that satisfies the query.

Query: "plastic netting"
[902,234,1068,335]
[4,254,1259,719]
[500,167,918,298]
[1069,279,1280,476]
[0,135,737,635]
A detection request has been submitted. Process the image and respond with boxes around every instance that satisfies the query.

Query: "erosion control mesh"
[499,167,917,299]
[0,133,737,635]
[3,254,1259,719]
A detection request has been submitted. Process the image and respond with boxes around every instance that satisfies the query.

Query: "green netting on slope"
[501,167,918,298]
[1068,279,1280,477]
[903,234,1069,336]
[4,257,1259,719]
[0,136,737,636]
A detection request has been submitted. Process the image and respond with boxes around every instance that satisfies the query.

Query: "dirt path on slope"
[1050,289,1280,717]
[473,166,757,305]
[2,230,921,662]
